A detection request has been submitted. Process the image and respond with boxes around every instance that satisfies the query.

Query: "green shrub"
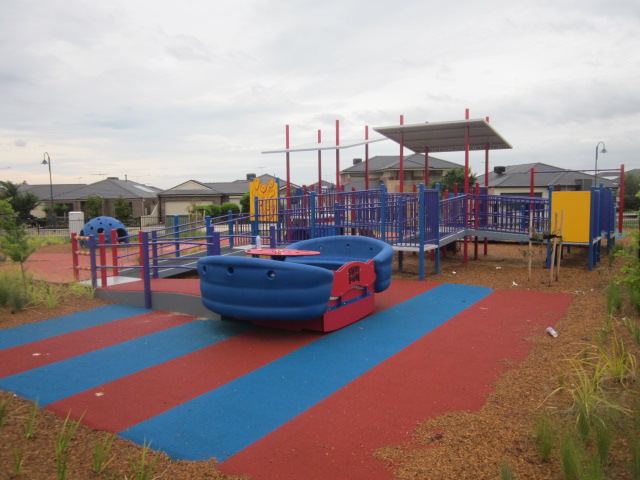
[220,202,240,215]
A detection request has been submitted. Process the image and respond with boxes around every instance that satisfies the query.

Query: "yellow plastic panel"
[249,178,278,221]
[551,191,591,243]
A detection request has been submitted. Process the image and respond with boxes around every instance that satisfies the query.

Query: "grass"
[560,433,581,480]
[606,280,623,315]
[55,413,83,480]
[0,268,99,321]
[68,281,95,299]
[126,440,161,480]
[92,432,115,474]
[499,461,514,480]
[12,446,25,476]
[535,413,553,462]
[24,399,39,439]
[0,396,12,432]
[623,316,640,344]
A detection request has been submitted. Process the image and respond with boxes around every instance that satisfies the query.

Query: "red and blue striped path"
[0,280,571,480]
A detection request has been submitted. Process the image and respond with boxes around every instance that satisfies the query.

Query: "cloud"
[0,0,638,189]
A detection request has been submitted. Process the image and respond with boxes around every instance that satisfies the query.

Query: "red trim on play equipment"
[0,311,195,378]
[219,289,572,480]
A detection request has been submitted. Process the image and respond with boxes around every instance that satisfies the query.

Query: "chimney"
[493,166,506,175]
[353,158,362,165]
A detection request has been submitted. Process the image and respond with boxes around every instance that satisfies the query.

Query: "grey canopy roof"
[374,118,512,153]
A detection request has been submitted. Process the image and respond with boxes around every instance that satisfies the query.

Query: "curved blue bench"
[284,236,393,293]
[198,256,334,322]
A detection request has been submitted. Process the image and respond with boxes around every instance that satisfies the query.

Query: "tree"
[434,168,478,193]
[240,192,250,213]
[0,180,40,223]
[0,212,36,288]
[86,195,103,219]
[190,204,222,219]
[114,196,132,222]
[220,202,240,215]
[624,173,640,212]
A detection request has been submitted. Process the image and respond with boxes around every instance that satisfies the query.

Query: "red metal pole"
[317,129,322,191]
[619,164,625,233]
[463,108,470,263]
[71,233,79,282]
[464,108,470,194]
[424,146,429,187]
[285,125,291,199]
[365,125,369,190]
[484,118,490,256]
[110,229,119,276]
[399,114,404,193]
[99,232,108,287]
[474,183,480,260]
[530,168,535,197]
[335,120,340,189]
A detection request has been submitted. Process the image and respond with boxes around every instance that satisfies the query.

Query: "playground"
[0,237,633,479]
[0,116,632,478]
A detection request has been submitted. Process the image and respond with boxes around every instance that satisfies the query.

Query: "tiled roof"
[342,154,462,173]
[477,163,617,188]
[54,178,162,200]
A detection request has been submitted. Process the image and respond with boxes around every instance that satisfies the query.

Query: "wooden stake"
[528,210,533,281]
[555,210,564,281]
[549,212,558,287]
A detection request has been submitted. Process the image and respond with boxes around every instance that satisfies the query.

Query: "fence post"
[110,229,119,277]
[71,233,79,282]
[380,184,387,242]
[334,202,341,234]
[252,196,260,238]
[269,225,277,248]
[140,231,152,309]
[210,230,221,256]
[151,230,159,279]
[310,191,317,239]
[435,183,441,275]
[173,214,181,258]
[419,183,425,281]
[228,212,234,249]
[99,232,108,287]
[88,235,98,289]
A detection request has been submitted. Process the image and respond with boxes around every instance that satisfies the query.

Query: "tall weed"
[606,280,623,315]
[55,413,83,480]
[535,413,553,462]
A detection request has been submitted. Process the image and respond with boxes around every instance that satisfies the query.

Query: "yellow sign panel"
[551,191,591,243]
[249,178,278,221]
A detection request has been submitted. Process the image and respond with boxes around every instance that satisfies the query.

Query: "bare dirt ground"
[0,239,637,479]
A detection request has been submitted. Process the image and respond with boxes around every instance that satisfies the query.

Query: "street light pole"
[594,141,607,187]
[41,152,56,228]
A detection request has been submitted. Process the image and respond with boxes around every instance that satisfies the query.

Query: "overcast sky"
[1,0,638,190]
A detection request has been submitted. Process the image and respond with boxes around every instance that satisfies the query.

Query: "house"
[55,177,162,218]
[18,183,86,219]
[339,154,463,192]
[158,174,298,216]
[477,163,618,198]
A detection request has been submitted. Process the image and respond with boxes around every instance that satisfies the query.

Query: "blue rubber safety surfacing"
[120,283,491,461]
[0,305,150,350]
[0,319,252,406]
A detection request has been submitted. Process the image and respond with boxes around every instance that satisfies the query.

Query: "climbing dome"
[79,216,129,244]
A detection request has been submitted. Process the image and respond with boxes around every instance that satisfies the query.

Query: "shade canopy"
[373,118,512,153]
[262,137,385,154]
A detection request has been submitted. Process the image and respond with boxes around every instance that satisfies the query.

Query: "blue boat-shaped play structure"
[197,236,393,332]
